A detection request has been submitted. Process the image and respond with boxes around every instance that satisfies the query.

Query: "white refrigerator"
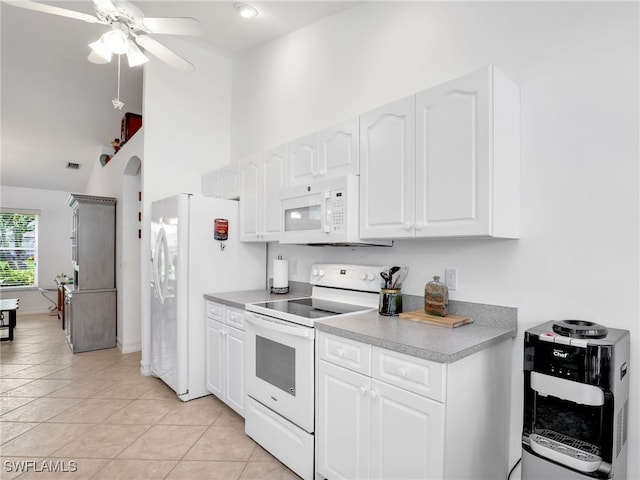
[150,193,266,401]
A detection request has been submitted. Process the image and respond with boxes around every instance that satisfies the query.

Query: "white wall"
[231,2,639,477]
[85,132,143,353]
[0,186,71,314]
[140,38,233,373]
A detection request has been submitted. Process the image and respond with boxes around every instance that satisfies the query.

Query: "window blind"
[0,211,38,288]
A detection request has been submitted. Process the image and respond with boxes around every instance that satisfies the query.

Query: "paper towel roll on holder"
[271,255,289,294]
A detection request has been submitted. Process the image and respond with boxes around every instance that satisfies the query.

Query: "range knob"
[317,269,325,277]
[366,272,375,281]
[312,268,319,276]
[359,272,368,280]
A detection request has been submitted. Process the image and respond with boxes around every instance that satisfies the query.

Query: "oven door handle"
[245,313,313,339]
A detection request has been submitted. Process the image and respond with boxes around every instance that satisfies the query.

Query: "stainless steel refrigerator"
[150,193,266,401]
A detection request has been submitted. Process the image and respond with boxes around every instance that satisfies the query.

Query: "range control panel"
[309,263,384,293]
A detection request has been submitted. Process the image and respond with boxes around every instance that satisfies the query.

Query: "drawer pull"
[336,348,345,357]
[396,367,407,377]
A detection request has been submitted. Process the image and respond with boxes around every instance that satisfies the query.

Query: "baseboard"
[15,307,54,316]
[140,362,152,376]
[119,342,141,354]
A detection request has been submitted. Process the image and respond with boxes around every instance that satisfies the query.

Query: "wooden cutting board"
[399,310,472,328]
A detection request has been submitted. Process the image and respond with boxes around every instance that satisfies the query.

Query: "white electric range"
[243,263,383,480]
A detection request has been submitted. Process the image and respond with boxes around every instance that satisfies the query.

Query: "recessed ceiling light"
[235,3,258,18]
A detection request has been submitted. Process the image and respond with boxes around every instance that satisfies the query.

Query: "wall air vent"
[66,162,81,170]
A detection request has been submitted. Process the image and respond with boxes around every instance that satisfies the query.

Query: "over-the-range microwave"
[280,175,392,246]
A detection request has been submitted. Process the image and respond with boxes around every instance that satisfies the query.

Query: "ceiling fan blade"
[92,0,118,14]
[135,35,194,73]
[3,0,103,23]
[137,17,204,36]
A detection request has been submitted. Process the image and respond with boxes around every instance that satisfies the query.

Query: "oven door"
[244,311,315,433]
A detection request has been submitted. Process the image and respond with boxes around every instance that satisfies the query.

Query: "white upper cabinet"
[415,65,520,238]
[286,117,359,187]
[202,165,239,199]
[286,132,319,187]
[319,117,359,180]
[239,157,260,241]
[239,147,285,242]
[360,65,520,239]
[359,95,416,239]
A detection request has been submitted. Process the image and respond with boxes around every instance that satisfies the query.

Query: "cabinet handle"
[367,389,378,399]
[397,367,407,377]
[358,386,367,396]
[403,222,412,230]
[414,223,422,230]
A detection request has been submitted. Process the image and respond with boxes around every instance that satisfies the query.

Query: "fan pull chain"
[112,55,125,110]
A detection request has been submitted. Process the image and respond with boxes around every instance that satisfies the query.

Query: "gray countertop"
[204,289,517,364]
[315,312,516,363]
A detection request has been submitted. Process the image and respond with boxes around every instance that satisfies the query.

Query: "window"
[0,209,39,288]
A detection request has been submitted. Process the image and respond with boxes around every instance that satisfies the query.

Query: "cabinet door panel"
[261,146,285,241]
[415,68,491,236]
[287,132,319,186]
[205,318,224,397]
[219,167,239,200]
[317,360,371,480]
[239,160,260,241]
[318,332,371,375]
[205,301,224,321]
[370,379,445,480]
[225,306,245,330]
[372,347,446,402]
[319,117,359,178]
[224,326,245,416]
[360,95,415,239]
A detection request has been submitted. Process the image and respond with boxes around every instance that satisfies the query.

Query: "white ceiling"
[0,1,358,192]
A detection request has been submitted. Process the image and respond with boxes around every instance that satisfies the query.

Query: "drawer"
[225,306,245,330]
[205,301,224,321]
[372,347,446,402]
[317,332,371,376]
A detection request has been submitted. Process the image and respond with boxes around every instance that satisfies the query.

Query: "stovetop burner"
[552,319,609,339]
[250,297,373,320]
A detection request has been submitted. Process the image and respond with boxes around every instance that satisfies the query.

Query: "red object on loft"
[121,113,142,144]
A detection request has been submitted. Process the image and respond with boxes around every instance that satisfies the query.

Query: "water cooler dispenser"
[522,320,630,479]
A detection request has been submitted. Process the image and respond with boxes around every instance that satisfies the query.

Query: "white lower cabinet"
[370,378,444,479]
[316,331,511,479]
[317,360,371,480]
[205,301,246,416]
[317,360,444,480]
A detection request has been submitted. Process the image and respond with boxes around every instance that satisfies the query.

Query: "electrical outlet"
[444,268,457,291]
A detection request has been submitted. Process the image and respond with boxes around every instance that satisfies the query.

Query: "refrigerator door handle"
[152,227,169,306]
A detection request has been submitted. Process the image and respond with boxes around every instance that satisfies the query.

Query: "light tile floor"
[1,313,300,479]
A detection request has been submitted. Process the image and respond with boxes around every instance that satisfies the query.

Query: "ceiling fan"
[3,0,204,72]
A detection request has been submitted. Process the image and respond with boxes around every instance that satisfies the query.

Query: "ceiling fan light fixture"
[101,29,129,55]
[234,3,258,18]
[89,39,113,63]
[126,40,149,67]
